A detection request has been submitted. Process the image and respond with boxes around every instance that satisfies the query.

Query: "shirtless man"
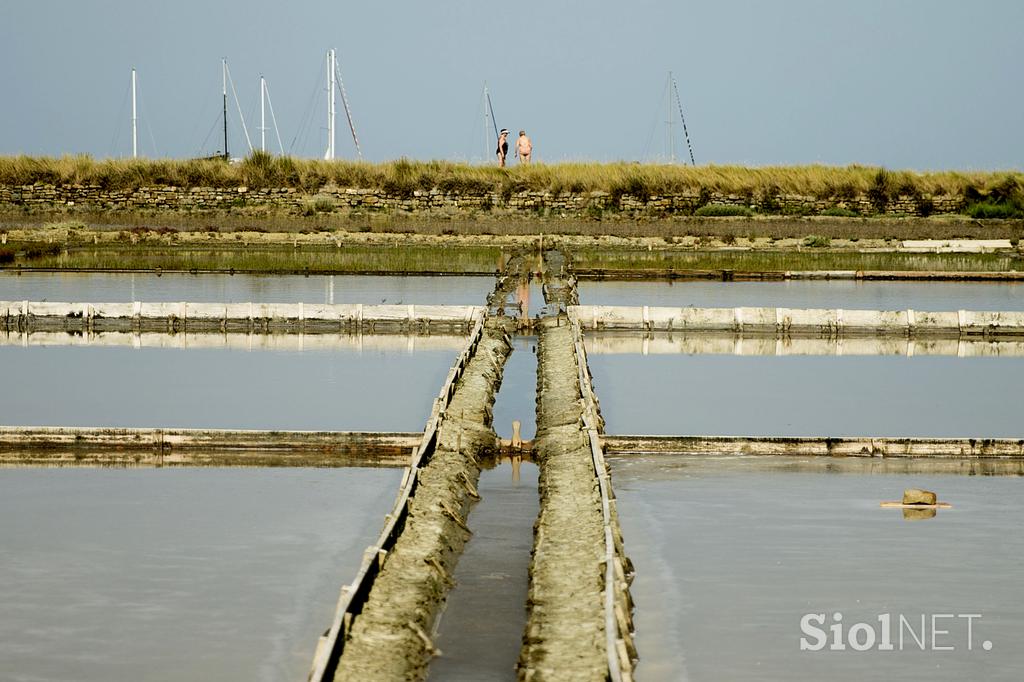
[515,130,532,164]
[496,129,509,167]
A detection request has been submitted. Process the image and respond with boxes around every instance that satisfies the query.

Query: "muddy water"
[588,353,1024,437]
[0,344,459,430]
[0,467,401,682]
[429,459,540,681]
[610,455,1024,682]
[579,279,1024,311]
[0,272,492,304]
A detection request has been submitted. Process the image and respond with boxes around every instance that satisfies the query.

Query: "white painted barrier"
[569,305,1024,337]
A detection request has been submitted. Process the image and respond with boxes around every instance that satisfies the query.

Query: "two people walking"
[497,129,532,167]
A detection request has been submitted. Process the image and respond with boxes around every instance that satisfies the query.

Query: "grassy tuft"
[803,235,832,248]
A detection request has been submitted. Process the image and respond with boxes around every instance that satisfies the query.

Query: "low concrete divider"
[0,426,419,466]
[570,319,636,681]
[1,300,483,334]
[569,305,1024,337]
[603,435,1024,459]
[308,314,489,682]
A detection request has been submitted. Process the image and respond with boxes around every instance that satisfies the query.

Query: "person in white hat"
[496,129,510,167]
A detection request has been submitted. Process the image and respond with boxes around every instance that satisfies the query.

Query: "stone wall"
[0,183,966,218]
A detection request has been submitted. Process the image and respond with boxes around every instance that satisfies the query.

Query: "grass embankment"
[2,153,1023,217]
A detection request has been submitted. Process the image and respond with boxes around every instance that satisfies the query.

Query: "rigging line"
[109,76,132,157]
[198,113,221,157]
[137,91,158,157]
[290,63,323,155]
[641,77,669,163]
[485,89,499,140]
[671,74,696,166]
[333,56,362,159]
[188,75,219,157]
[225,62,253,153]
[466,88,486,162]
[264,79,285,155]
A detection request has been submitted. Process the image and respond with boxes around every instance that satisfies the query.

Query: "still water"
[611,455,1024,682]
[0,343,459,431]
[579,280,1024,311]
[0,467,401,682]
[430,459,539,681]
[492,335,539,442]
[0,272,492,305]
[588,353,1024,437]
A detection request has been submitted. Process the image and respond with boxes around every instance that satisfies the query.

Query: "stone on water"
[903,488,937,506]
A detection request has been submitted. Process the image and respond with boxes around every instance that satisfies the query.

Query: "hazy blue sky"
[1,1,1020,169]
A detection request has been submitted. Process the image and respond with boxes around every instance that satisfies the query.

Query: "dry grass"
[1,153,1021,201]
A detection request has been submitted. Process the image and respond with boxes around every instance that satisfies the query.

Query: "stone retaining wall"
[0,183,966,218]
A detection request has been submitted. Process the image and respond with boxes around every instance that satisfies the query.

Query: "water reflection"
[611,456,1024,681]
[589,353,1024,437]
[0,344,459,431]
[0,467,401,682]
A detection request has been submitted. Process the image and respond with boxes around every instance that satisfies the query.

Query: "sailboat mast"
[671,72,696,166]
[326,49,336,161]
[131,68,138,159]
[667,72,675,163]
[260,75,266,153]
[222,59,229,160]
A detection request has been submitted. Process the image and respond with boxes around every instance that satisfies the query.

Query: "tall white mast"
[325,49,336,161]
[131,68,138,158]
[667,72,675,164]
[260,75,266,153]
[222,59,229,160]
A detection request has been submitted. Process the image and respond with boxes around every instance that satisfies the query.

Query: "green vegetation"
[694,204,753,217]
[802,235,832,248]
[2,153,1022,207]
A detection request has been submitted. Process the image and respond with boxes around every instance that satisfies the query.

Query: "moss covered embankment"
[519,316,609,680]
[332,320,513,681]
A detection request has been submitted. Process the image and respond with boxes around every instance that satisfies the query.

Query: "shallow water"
[0,271,492,305]
[492,335,539,442]
[611,455,1024,682]
[0,467,401,682]
[429,459,539,681]
[579,279,1024,311]
[0,343,459,430]
[588,353,1024,437]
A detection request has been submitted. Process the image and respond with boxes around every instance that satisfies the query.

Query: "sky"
[0,0,1021,169]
